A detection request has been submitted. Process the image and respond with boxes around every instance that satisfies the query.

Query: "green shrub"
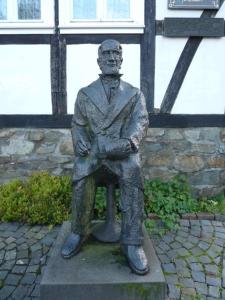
[0,179,29,222]
[144,175,198,230]
[0,172,72,225]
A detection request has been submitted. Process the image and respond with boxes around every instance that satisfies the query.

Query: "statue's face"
[98,40,123,75]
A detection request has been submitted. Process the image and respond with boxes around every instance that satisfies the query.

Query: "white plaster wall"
[0,45,51,114]
[155,1,225,114]
[67,44,140,114]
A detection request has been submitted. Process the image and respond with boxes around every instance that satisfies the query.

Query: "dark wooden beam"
[1,114,225,128]
[141,0,155,113]
[160,1,225,113]
[64,34,141,44]
[50,0,67,115]
[0,34,51,44]
[164,17,224,37]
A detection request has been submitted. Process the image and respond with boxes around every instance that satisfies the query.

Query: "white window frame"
[0,0,54,34]
[59,0,145,34]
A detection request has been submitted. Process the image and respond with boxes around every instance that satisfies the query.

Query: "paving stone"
[176,248,190,257]
[187,236,199,244]
[5,237,16,244]
[158,254,170,263]
[158,241,170,252]
[208,285,220,298]
[1,260,16,270]
[212,221,223,227]
[5,274,22,286]
[5,249,16,260]
[206,276,221,286]
[31,284,40,297]
[200,220,212,226]
[21,273,36,285]
[180,220,190,226]
[205,264,219,276]
[16,259,29,265]
[17,249,29,259]
[41,236,55,247]
[183,242,194,250]
[18,243,29,251]
[0,250,5,260]
[26,265,40,273]
[190,220,200,226]
[214,238,224,247]
[191,247,204,257]
[215,232,225,239]
[6,242,16,250]
[186,256,199,263]
[0,271,8,280]
[30,243,42,252]
[170,241,182,249]
[180,278,195,288]
[191,271,205,283]
[12,265,27,274]
[198,241,210,251]
[16,237,26,245]
[199,255,212,264]
[190,263,203,272]
[207,248,219,259]
[175,236,186,244]
[0,285,15,299]
[195,282,207,295]
[215,227,225,233]
[167,249,177,260]
[11,285,28,300]
[165,274,179,284]
[178,267,191,278]
[181,287,196,296]
[0,242,5,250]
[167,283,180,299]
[202,226,214,233]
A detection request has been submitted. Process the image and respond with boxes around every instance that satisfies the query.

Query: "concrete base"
[40,222,166,300]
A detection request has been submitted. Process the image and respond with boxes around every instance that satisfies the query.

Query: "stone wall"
[0,128,225,196]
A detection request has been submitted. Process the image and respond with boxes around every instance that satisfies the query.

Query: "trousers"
[71,175,144,245]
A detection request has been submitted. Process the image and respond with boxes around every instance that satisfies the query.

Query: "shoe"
[61,233,83,259]
[121,245,149,275]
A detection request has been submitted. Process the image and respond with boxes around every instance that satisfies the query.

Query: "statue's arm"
[124,91,149,152]
[71,91,91,156]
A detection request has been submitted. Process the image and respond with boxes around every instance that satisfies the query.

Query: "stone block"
[40,222,166,300]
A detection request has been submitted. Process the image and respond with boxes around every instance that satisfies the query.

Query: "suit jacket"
[71,78,148,188]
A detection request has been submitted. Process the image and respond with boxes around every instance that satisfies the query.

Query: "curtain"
[17,0,41,20]
[106,0,130,19]
[0,0,7,20]
[73,0,97,19]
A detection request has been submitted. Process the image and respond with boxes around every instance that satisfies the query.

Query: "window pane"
[0,0,7,20]
[73,0,97,19]
[17,0,41,20]
[106,0,130,19]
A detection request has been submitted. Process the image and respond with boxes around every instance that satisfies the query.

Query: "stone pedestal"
[40,222,166,300]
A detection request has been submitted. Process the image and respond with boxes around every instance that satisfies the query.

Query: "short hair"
[98,39,122,58]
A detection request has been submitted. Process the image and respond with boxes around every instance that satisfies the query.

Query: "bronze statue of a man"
[61,39,149,275]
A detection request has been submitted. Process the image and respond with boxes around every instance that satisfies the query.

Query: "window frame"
[0,0,54,34]
[59,0,145,34]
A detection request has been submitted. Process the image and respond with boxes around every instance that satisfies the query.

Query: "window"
[59,0,144,34]
[0,0,54,34]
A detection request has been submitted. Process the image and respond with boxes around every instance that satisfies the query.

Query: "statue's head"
[97,39,123,75]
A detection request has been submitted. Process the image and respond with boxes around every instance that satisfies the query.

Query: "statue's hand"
[104,138,132,159]
[76,140,91,156]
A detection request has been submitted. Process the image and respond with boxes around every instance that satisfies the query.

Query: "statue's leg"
[71,175,96,237]
[119,181,144,245]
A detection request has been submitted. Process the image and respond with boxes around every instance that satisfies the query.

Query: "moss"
[119,283,153,300]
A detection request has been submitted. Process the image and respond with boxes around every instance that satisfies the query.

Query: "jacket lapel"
[102,80,136,129]
[82,78,108,115]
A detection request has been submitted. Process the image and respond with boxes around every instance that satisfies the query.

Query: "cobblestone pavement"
[1,220,225,299]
